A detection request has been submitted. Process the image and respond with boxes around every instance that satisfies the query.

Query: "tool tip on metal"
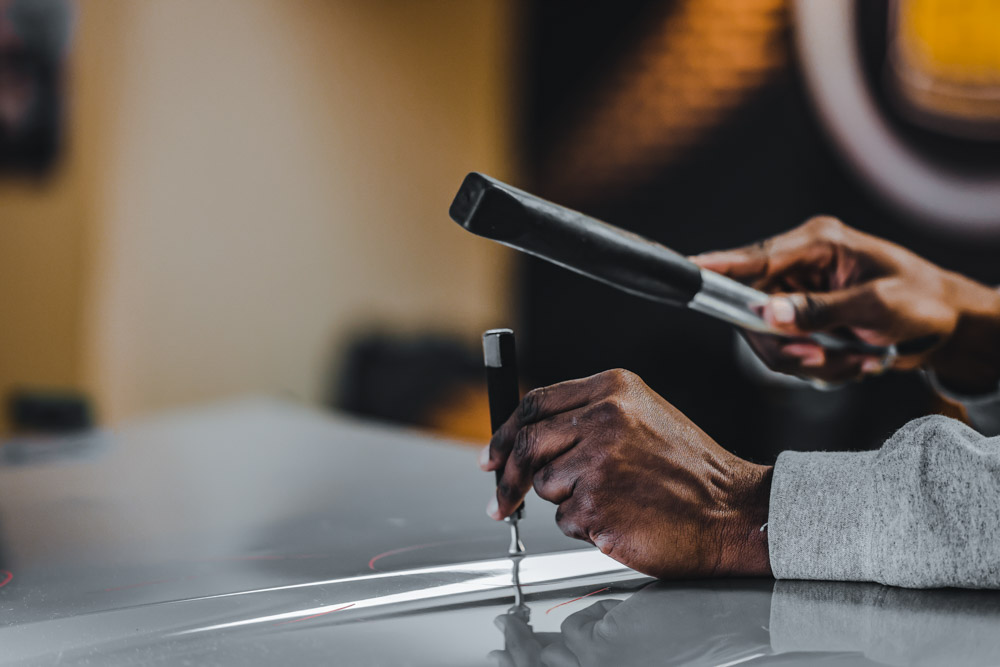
[507,520,525,555]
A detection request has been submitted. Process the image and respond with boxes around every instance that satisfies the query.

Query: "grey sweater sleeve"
[768,415,1000,589]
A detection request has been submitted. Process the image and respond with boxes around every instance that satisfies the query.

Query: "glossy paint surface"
[0,399,997,665]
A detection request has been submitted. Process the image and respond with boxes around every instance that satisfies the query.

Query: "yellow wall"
[1,0,516,427]
[0,0,115,431]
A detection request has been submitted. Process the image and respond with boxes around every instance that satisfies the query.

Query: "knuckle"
[511,424,538,466]
[797,293,828,328]
[489,424,511,453]
[587,399,623,427]
[554,508,582,540]
[804,215,843,237]
[591,530,617,557]
[497,480,515,501]
[753,237,773,270]
[519,387,543,423]
[594,615,621,642]
[605,368,634,387]
[534,463,555,488]
[869,280,896,313]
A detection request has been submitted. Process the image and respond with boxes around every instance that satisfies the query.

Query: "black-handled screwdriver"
[483,328,525,555]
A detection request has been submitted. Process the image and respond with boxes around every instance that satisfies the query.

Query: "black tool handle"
[453,173,702,307]
[483,329,524,517]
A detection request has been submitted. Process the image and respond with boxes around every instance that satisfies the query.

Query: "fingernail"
[478,445,491,470]
[800,351,825,367]
[862,358,884,374]
[487,496,499,520]
[769,297,796,325]
[493,615,507,630]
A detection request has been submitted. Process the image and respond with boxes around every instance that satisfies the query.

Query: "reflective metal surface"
[0,399,997,665]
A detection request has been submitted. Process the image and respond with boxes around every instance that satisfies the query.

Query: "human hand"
[480,369,772,578]
[537,582,772,667]
[488,613,561,667]
[692,217,1000,392]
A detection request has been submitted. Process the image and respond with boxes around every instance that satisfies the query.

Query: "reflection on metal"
[492,579,1000,667]
[714,654,769,667]
[176,549,635,635]
[507,517,525,556]
[509,554,526,612]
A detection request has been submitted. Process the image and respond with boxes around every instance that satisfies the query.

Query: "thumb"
[764,285,873,333]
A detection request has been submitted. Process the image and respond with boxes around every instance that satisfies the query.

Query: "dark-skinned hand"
[479,369,771,579]
[692,216,1000,393]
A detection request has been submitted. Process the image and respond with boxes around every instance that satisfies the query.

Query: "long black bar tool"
[455,173,902,362]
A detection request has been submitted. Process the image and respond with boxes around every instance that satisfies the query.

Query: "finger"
[482,373,614,473]
[539,643,580,667]
[744,334,828,376]
[747,333,872,383]
[554,493,593,544]
[486,650,516,667]
[533,442,594,504]
[779,342,825,368]
[762,285,878,334]
[690,247,769,282]
[691,222,837,285]
[561,599,620,640]
[860,355,892,376]
[495,614,543,667]
[492,410,584,519]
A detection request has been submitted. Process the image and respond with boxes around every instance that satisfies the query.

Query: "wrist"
[929,277,1000,396]
[716,463,773,577]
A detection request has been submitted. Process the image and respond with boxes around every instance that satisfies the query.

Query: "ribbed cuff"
[769,450,879,582]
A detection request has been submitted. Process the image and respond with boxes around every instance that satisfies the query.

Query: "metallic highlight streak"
[177,580,501,633]
[173,550,637,636]
[178,548,626,605]
[715,653,768,667]
[275,603,355,626]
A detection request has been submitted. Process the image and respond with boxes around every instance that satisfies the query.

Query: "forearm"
[925,283,1000,435]
[928,278,1000,395]
[768,415,1000,589]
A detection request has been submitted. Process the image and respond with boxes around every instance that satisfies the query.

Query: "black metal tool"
[483,328,525,555]
[453,173,898,361]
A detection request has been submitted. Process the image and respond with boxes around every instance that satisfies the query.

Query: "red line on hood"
[545,587,609,614]
[278,603,356,625]
[367,537,493,571]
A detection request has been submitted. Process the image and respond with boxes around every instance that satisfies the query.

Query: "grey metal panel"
[0,399,996,665]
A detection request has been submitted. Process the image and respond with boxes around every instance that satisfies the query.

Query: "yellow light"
[898,0,1000,83]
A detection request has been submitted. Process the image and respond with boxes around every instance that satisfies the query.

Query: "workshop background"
[2,0,1000,462]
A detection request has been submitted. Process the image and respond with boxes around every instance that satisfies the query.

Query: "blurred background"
[2,0,999,462]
